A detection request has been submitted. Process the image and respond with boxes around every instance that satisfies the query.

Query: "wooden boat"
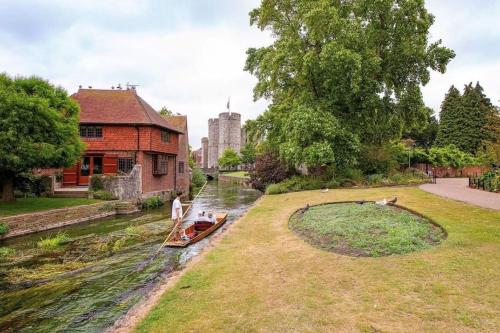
[165,213,228,248]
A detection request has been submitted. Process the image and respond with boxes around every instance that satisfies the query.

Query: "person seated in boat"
[196,211,211,223]
[207,211,216,224]
[180,229,190,241]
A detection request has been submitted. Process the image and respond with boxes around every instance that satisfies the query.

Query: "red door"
[77,156,105,186]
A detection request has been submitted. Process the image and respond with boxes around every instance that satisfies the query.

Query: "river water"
[0,181,260,332]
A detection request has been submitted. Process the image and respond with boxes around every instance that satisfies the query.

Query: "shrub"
[366,174,386,185]
[90,175,104,191]
[265,183,288,195]
[265,176,338,195]
[37,232,70,249]
[337,168,364,186]
[92,190,116,201]
[359,144,400,175]
[428,145,480,168]
[0,223,8,235]
[249,151,288,191]
[15,173,52,197]
[191,167,206,188]
[143,196,164,209]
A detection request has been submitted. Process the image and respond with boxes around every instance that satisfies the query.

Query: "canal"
[0,181,261,332]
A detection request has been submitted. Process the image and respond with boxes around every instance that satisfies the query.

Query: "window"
[80,126,103,138]
[118,158,134,174]
[161,130,171,143]
[153,154,168,175]
[178,161,185,173]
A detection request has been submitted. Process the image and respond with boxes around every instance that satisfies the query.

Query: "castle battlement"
[204,112,243,168]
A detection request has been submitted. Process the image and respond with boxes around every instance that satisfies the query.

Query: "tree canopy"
[245,0,454,169]
[0,74,84,201]
[218,148,241,169]
[159,106,173,116]
[436,82,497,155]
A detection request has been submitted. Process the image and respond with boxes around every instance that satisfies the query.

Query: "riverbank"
[134,187,500,332]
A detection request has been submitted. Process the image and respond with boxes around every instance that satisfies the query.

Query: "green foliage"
[240,143,257,165]
[358,143,404,175]
[0,73,85,201]
[142,196,164,209]
[159,106,173,116]
[245,0,454,169]
[191,167,206,188]
[92,190,116,201]
[90,175,104,191]
[37,232,70,249]
[290,203,445,257]
[436,83,497,154]
[470,170,499,193]
[14,173,52,197]
[428,145,479,168]
[0,247,15,257]
[403,107,439,148]
[0,223,8,235]
[218,148,241,169]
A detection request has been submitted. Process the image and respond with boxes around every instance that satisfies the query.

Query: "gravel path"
[419,178,500,210]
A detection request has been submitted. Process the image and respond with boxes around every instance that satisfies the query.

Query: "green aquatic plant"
[0,223,9,235]
[112,238,127,252]
[142,196,164,209]
[0,247,15,257]
[37,232,70,249]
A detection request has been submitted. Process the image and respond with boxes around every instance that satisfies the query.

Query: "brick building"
[62,88,187,198]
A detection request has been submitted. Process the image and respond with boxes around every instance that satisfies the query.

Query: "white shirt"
[172,198,182,219]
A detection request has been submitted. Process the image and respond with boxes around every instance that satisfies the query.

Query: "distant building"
[62,88,186,200]
[204,112,243,168]
[192,148,203,168]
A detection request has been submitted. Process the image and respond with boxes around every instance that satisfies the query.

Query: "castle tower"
[208,118,219,168]
[218,112,241,159]
[201,137,209,169]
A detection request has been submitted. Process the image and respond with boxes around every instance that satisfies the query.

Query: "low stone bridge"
[201,168,218,180]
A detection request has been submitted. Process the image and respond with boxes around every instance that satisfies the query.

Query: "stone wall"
[207,112,242,168]
[102,165,142,201]
[0,201,118,239]
[413,163,490,178]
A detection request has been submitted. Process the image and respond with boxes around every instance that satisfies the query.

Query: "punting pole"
[153,181,208,256]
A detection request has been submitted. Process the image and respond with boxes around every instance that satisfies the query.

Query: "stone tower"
[208,118,219,168]
[201,137,209,169]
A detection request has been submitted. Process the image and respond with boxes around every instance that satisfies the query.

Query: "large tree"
[245,0,454,169]
[0,74,84,202]
[436,82,497,155]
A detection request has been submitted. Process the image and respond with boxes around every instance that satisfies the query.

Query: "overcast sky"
[0,0,498,148]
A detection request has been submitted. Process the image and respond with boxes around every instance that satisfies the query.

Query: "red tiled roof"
[161,115,188,133]
[72,89,182,133]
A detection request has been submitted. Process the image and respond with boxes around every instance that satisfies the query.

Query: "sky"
[0,0,499,148]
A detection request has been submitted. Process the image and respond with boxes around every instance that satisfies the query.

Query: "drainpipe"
[135,126,140,164]
[173,154,177,191]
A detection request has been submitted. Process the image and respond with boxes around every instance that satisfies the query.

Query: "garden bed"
[289,202,446,257]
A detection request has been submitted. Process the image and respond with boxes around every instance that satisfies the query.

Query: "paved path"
[419,178,500,211]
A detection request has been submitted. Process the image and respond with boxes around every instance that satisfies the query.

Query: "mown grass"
[290,202,445,257]
[221,171,250,178]
[0,197,101,217]
[136,187,500,332]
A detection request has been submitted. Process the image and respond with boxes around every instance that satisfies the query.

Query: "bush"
[37,232,70,249]
[0,223,9,235]
[366,174,386,185]
[15,173,52,197]
[191,167,206,188]
[471,170,499,192]
[92,190,116,201]
[90,175,104,191]
[336,168,364,187]
[359,144,401,175]
[428,145,480,168]
[250,151,288,191]
[265,176,338,195]
[142,196,164,209]
[265,183,288,195]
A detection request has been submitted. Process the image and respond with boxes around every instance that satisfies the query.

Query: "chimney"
[79,85,82,89]
[88,86,92,89]
[111,86,115,89]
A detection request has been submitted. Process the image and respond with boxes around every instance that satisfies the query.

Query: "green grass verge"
[220,171,250,179]
[290,202,445,257]
[135,187,500,332]
[0,197,101,217]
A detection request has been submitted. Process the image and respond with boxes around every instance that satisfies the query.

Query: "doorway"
[78,156,103,185]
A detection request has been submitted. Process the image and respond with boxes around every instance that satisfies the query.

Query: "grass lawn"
[136,187,500,332]
[220,171,250,178]
[0,197,101,217]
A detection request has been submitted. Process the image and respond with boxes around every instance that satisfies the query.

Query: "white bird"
[321,188,329,193]
[375,198,388,206]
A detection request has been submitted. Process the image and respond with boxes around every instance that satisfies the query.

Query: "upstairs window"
[153,154,168,175]
[161,130,171,143]
[80,126,103,138]
[178,161,185,173]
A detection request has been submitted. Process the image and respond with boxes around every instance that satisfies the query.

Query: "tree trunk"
[1,177,15,202]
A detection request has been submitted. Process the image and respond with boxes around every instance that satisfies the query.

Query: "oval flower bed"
[289,202,445,257]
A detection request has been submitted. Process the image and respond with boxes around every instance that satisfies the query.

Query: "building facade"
[62,88,186,199]
[205,112,243,168]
